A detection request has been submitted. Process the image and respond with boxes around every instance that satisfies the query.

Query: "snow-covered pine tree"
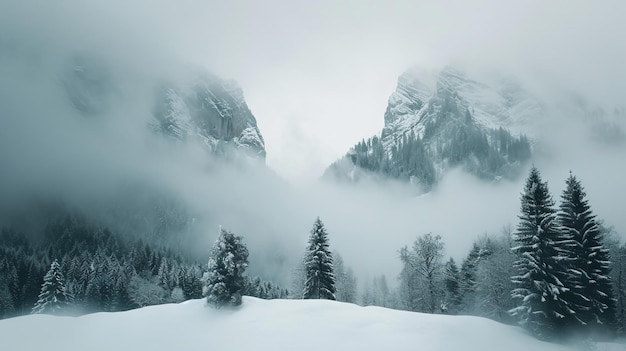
[557,172,617,331]
[157,258,173,293]
[510,167,576,339]
[303,217,336,300]
[180,265,203,300]
[204,228,249,308]
[32,259,69,314]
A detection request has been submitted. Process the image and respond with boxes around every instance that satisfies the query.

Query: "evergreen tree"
[204,228,249,308]
[459,243,481,307]
[157,258,173,293]
[303,217,336,300]
[180,265,203,300]
[0,272,14,318]
[32,260,69,315]
[510,167,575,339]
[444,258,461,309]
[607,239,626,333]
[557,172,617,331]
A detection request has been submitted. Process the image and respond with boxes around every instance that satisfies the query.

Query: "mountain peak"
[61,54,266,161]
[325,66,534,189]
[151,70,266,160]
[384,66,543,138]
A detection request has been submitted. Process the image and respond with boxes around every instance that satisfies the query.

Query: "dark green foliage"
[350,135,387,173]
[607,239,626,334]
[444,258,461,309]
[459,243,481,304]
[179,265,203,300]
[510,167,576,339]
[303,218,336,300]
[422,107,531,180]
[557,173,617,333]
[204,228,249,308]
[327,105,531,188]
[0,215,205,319]
[389,132,436,188]
[0,261,16,318]
[243,276,289,300]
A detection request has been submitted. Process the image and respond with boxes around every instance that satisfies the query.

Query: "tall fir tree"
[32,260,69,314]
[459,243,481,307]
[303,217,336,300]
[444,258,461,310]
[180,266,203,300]
[557,172,617,332]
[510,167,576,339]
[204,228,249,308]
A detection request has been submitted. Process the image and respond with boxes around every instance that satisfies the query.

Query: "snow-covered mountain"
[325,66,626,190]
[1,297,622,351]
[63,55,266,160]
[325,67,537,189]
[381,67,541,142]
[150,74,266,160]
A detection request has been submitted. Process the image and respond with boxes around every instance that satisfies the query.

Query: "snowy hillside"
[1,297,622,351]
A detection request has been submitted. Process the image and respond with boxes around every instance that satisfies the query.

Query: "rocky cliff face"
[325,67,535,189]
[63,56,266,161]
[151,74,266,160]
[381,67,541,145]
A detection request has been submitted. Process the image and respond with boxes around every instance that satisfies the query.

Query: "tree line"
[389,167,625,341]
[3,166,625,344]
[204,217,341,308]
[0,216,287,318]
[326,89,532,189]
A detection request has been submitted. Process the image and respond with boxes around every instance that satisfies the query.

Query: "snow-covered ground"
[0,297,623,351]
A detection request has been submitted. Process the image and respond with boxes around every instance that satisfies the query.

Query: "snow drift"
[1,297,623,351]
